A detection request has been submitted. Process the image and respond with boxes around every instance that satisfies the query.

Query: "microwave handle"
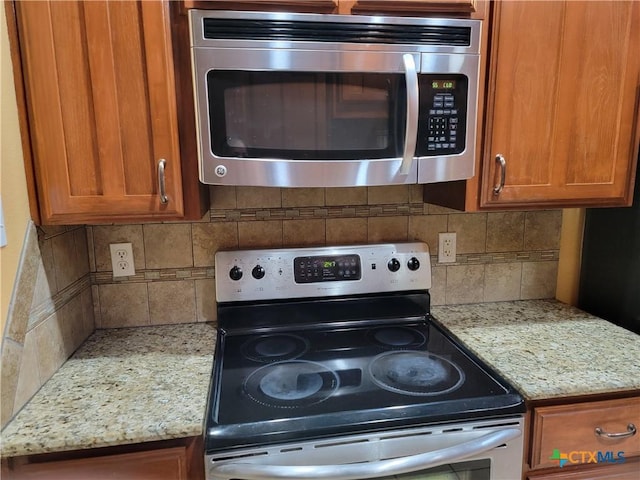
[209,428,521,480]
[399,54,419,175]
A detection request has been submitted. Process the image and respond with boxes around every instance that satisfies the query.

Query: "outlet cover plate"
[110,243,135,277]
[438,232,457,263]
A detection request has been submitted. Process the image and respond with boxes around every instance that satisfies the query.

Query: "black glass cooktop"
[206,292,524,453]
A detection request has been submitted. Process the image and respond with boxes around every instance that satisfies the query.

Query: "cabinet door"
[481,1,640,208]
[6,447,188,480]
[15,1,185,224]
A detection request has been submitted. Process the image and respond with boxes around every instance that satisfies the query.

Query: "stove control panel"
[215,242,432,302]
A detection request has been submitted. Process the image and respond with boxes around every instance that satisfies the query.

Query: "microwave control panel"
[417,75,468,156]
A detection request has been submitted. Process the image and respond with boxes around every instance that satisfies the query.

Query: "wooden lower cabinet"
[2,437,204,480]
[525,396,640,479]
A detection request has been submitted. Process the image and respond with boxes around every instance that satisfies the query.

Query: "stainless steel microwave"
[189,10,481,188]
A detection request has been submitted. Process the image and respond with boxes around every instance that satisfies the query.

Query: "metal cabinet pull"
[493,154,506,195]
[595,423,637,439]
[157,159,169,204]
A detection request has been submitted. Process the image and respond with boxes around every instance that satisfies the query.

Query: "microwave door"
[193,50,420,187]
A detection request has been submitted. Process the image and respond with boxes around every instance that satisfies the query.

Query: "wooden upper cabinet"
[352,0,478,17]
[182,1,338,14]
[481,0,640,209]
[13,1,203,224]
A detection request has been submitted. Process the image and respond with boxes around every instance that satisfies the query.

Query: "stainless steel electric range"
[206,243,525,480]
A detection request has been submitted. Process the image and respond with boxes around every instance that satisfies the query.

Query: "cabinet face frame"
[480,0,640,209]
[11,1,192,224]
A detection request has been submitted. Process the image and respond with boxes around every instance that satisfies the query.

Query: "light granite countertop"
[432,299,640,401]
[0,323,216,458]
[2,300,639,459]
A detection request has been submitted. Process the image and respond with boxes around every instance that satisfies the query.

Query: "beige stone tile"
[193,223,238,267]
[447,213,487,254]
[429,265,447,306]
[210,185,237,209]
[91,225,145,272]
[367,216,409,243]
[1,340,21,427]
[34,234,57,302]
[484,263,523,302]
[91,285,101,330]
[238,220,283,248]
[521,261,558,299]
[325,187,367,206]
[486,212,525,253]
[524,210,563,251]
[7,222,40,344]
[236,187,282,209]
[143,224,193,269]
[148,280,196,325]
[283,219,326,247]
[13,330,42,417]
[59,295,89,357]
[425,203,460,215]
[33,312,67,384]
[51,230,80,290]
[445,264,485,305]
[73,227,90,278]
[196,279,217,323]
[98,283,149,328]
[408,184,424,204]
[408,214,448,255]
[326,218,368,245]
[86,226,96,272]
[368,185,409,205]
[282,188,325,207]
[81,287,96,336]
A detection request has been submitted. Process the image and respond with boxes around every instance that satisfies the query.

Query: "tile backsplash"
[2,185,561,427]
[89,185,561,328]
[1,222,94,428]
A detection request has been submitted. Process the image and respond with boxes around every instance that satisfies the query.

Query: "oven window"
[377,459,490,480]
[207,71,406,160]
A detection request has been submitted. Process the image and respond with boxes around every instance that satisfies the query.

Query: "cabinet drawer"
[531,397,640,470]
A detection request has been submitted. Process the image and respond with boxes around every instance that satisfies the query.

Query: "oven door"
[206,417,524,480]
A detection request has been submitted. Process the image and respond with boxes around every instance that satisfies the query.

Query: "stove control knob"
[252,265,266,280]
[229,265,243,281]
[407,257,421,271]
[387,258,401,272]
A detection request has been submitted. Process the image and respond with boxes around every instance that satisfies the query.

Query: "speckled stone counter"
[0,323,216,458]
[432,299,640,401]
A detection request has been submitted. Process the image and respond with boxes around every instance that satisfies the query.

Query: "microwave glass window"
[207,71,406,160]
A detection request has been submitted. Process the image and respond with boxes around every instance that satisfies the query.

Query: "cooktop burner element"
[207,243,525,453]
[245,360,339,407]
[371,326,426,348]
[369,351,464,396]
[242,334,309,362]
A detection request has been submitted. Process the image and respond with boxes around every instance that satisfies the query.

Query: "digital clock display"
[323,260,336,268]
[431,80,456,90]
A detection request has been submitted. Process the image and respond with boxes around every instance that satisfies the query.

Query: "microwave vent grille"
[202,19,471,46]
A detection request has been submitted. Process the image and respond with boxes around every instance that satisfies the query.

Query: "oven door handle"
[209,427,521,480]
[399,53,419,176]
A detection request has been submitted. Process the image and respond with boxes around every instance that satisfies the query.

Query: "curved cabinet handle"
[493,154,506,195]
[595,423,637,439]
[157,159,169,204]
[399,53,419,176]
[210,428,521,480]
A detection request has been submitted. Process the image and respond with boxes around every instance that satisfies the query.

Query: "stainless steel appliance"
[206,243,525,480]
[189,11,481,187]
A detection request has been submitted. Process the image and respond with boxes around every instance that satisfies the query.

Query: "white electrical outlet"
[438,232,457,263]
[110,243,135,277]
